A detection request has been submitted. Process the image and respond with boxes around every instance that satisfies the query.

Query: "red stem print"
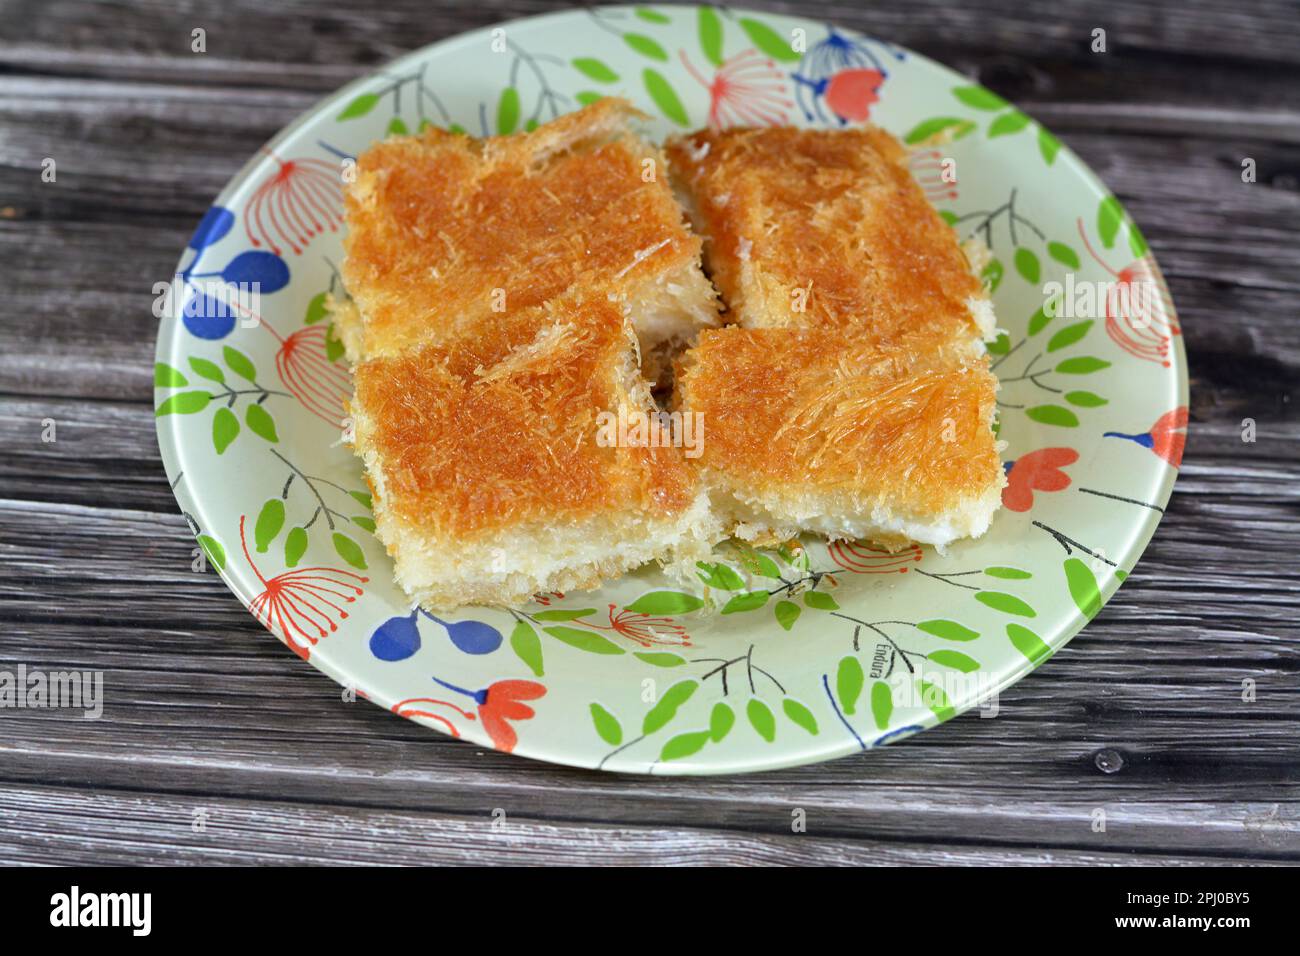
[275,324,352,428]
[908,149,958,203]
[828,540,922,574]
[241,514,368,659]
[246,151,344,256]
[681,49,793,130]
[391,697,476,736]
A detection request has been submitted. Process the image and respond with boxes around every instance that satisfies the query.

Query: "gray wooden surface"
[1,0,1298,866]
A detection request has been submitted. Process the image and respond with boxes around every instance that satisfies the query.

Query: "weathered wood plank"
[3,784,1286,866]
[2,0,1297,75]
[0,0,1297,865]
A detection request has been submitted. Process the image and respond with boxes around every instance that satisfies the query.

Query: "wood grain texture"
[0,0,1298,866]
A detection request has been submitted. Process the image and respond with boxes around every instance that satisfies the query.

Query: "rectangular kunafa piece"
[667,126,1004,549]
[340,101,721,608]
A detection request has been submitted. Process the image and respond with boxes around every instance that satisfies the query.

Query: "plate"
[154,5,1187,774]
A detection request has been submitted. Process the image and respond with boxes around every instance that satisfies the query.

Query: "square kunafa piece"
[667,126,1004,548]
[675,326,1003,549]
[349,292,718,609]
[336,98,718,376]
[664,126,995,351]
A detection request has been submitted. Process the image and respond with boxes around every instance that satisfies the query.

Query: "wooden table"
[2,0,1297,865]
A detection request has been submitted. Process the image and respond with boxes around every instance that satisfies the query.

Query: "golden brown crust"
[343,99,703,360]
[665,126,984,343]
[353,293,693,542]
[675,326,1001,515]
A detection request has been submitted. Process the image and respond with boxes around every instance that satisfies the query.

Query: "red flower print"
[1077,219,1180,367]
[391,697,475,737]
[399,677,546,752]
[680,48,793,129]
[241,514,369,660]
[246,151,343,257]
[274,324,351,428]
[823,68,884,123]
[1105,406,1188,468]
[477,680,546,754]
[908,148,959,204]
[605,604,692,648]
[1001,447,1079,513]
[828,540,923,574]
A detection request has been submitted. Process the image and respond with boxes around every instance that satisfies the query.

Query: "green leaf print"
[698,6,724,66]
[916,619,979,642]
[625,591,704,615]
[155,391,211,416]
[774,599,801,631]
[245,403,279,443]
[782,699,819,735]
[284,526,308,569]
[332,531,367,570]
[634,652,685,668]
[953,85,1008,111]
[984,566,1032,580]
[803,590,839,611]
[511,621,544,676]
[254,498,284,553]
[496,87,520,135]
[643,68,689,126]
[1014,247,1041,284]
[1047,241,1080,269]
[337,93,380,120]
[304,291,330,325]
[590,702,622,745]
[660,730,711,762]
[903,117,976,145]
[1055,356,1111,374]
[543,626,624,655]
[837,656,864,715]
[635,8,671,25]
[739,17,800,62]
[222,346,257,382]
[1026,404,1080,427]
[196,534,225,571]
[709,702,735,742]
[532,608,597,622]
[1047,319,1093,353]
[624,33,669,61]
[572,57,619,82]
[870,681,893,730]
[643,680,698,734]
[746,698,776,742]
[154,362,188,387]
[1065,390,1108,408]
[721,591,769,614]
[988,111,1031,137]
[1064,557,1102,619]
[918,680,955,722]
[1097,196,1123,249]
[927,649,980,673]
[1006,623,1052,664]
[1037,127,1061,165]
[975,591,1037,617]
[212,406,239,454]
[696,561,746,590]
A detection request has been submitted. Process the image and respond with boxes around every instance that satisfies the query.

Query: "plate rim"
[154,3,1190,775]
